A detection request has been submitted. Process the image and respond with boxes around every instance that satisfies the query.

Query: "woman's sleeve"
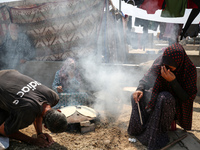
[136,76,155,92]
[170,79,189,103]
[136,80,145,92]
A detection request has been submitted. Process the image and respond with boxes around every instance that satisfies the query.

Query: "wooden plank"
[181,134,200,150]
[166,130,187,150]
[165,129,200,150]
[162,134,187,150]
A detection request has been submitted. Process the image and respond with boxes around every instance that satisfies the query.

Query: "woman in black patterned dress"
[128,43,197,150]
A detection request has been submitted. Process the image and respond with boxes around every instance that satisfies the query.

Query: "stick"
[161,134,187,150]
[137,102,143,125]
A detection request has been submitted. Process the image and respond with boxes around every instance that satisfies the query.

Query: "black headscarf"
[141,43,197,130]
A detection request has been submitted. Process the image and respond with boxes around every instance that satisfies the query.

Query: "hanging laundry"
[127,0,135,6]
[123,0,145,7]
[134,17,149,28]
[187,0,199,9]
[134,0,145,6]
[159,23,183,45]
[134,17,159,31]
[161,0,187,17]
[136,0,198,17]
[180,0,199,40]
[139,0,164,14]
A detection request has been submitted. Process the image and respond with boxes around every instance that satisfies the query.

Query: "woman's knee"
[158,91,174,101]
[157,91,175,106]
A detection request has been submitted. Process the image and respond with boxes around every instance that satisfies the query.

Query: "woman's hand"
[161,66,176,82]
[57,86,63,93]
[133,90,143,103]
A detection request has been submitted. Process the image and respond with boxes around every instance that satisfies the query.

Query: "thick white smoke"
[78,55,146,120]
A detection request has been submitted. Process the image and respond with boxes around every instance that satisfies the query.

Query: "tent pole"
[119,0,121,11]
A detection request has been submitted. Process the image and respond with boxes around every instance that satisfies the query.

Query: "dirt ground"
[7,96,200,150]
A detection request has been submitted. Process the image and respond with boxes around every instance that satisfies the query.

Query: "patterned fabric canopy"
[9,0,105,61]
[0,6,10,44]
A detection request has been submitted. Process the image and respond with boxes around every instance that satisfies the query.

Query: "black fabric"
[162,55,178,68]
[192,0,200,7]
[134,0,145,6]
[136,82,145,92]
[184,24,199,38]
[170,79,189,103]
[142,89,153,113]
[128,91,176,150]
[134,17,149,28]
[134,18,159,32]
[0,109,9,125]
[0,70,59,135]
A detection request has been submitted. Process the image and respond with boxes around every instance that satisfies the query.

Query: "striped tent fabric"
[0,6,10,45]
[9,0,105,61]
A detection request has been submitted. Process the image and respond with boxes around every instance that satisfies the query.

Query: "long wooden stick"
[161,134,187,150]
[137,102,143,125]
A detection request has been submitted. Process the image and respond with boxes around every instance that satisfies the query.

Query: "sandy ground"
[7,96,200,150]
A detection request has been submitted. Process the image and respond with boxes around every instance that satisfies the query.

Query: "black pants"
[128,91,176,150]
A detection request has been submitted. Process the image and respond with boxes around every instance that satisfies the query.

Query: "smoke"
[0,0,159,122]
[78,55,145,120]
[0,23,35,70]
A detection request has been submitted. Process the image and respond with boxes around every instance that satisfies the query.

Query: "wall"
[16,61,200,96]
[16,61,63,88]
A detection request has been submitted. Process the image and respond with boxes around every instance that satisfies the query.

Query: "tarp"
[0,0,105,61]
[0,6,10,44]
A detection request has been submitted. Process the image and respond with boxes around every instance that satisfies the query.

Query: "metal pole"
[103,0,109,63]
[119,0,121,11]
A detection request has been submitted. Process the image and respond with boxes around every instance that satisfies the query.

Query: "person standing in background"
[0,23,35,69]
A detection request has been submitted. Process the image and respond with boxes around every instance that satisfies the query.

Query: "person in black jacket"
[0,70,68,148]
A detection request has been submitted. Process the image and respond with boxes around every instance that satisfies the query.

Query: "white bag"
[0,136,9,150]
